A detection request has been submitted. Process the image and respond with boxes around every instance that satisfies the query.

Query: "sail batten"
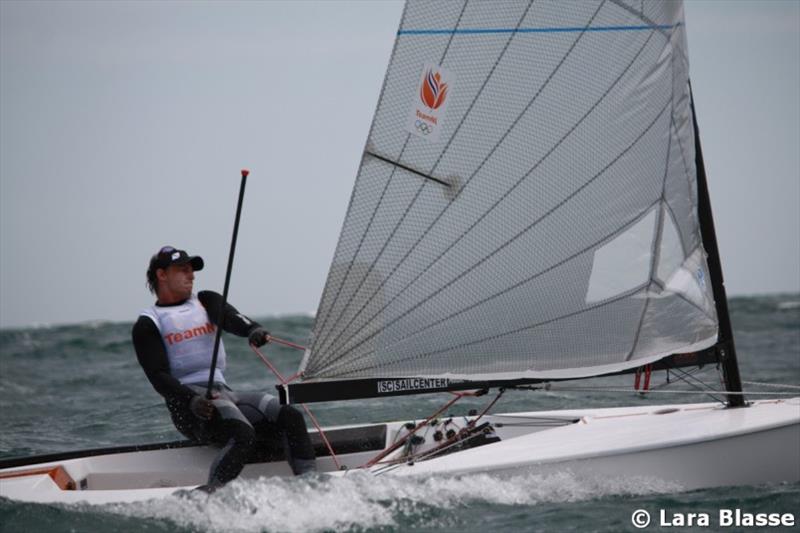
[303,0,717,389]
[366,151,454,188]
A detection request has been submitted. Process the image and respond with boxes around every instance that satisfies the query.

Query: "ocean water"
[0,294,798,532]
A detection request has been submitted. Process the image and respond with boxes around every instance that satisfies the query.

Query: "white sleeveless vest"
[140,295,227,385]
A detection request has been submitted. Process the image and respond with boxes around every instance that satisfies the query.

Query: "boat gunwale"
[0,422,390,471]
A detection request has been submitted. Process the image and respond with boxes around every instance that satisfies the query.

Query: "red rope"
[251,337,499,472]
[250,342,341,470]
[252,346,289,383]
[360,390,482,468]
[634,365,653,392]
[368,389,504,468]
[447,390,503,445]
[300,404,342,471]
[267,335,307,352]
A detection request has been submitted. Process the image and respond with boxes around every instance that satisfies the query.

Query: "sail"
[301,0,717,385]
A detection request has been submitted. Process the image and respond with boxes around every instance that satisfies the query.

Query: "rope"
[667,366,725,404]
[299,404,341,470]
[368,389,505,470]
[250,338,800,471]
[249,342,342,470]
[360,392,471,468]
[536,387,798,396]
[266,335,307,352]
[634,364,652,391]
[373,428,490,476]
[742,381,800,390]
[252,346,290,383]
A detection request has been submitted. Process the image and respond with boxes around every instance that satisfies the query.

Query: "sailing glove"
[248,327,270,347]
[190,394,216,420]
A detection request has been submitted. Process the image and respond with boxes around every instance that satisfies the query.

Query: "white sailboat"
[1,0,798,505]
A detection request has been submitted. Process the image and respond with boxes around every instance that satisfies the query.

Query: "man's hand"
[190,394,217,420]
[248,327,270,347]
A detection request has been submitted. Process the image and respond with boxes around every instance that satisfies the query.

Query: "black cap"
[149,246,204,272]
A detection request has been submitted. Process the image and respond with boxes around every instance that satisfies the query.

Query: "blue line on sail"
[398,24,677,36]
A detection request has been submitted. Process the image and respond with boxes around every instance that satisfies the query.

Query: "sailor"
[131,246,316,490]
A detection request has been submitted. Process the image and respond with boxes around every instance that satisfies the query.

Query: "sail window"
[585,208,657,303]
[663,248,713,313]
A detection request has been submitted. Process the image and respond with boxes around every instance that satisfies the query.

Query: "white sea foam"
[0,377,35,396]
[101,470,680,533]
[777,300,800,310]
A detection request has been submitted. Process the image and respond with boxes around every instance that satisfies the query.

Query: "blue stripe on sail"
[398,24,677,36]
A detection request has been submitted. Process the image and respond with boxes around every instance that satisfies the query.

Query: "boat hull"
[392,407,800,491]
[1,398,798,504]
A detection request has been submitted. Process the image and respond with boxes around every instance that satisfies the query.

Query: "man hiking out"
[132,246,316,490]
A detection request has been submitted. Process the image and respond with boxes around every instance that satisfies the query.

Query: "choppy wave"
[99,471,680,533]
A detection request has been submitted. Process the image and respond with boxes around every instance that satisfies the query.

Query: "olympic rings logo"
[415,120,432,135]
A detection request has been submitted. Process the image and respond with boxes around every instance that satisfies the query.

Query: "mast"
[689,84,746,408]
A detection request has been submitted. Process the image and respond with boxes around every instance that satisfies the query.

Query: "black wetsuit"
[132,291,315,485]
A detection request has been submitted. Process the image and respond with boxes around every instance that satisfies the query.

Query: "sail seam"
[310,141,408,350]
[662,114,691,257]
[307,0,414,353]
[322,98,671,376]
[667,119,696,257]
[314,22,659,374]
[310,1,470,351]
[423,0,538,187]
[672,107,696,209]
[627,30,678,361]
[311,0,617,369]
[397,24,676,35]
[326,283,650,378]
[608,0,673,39]
[438,0,470,60]
[628,132,674,360]
[627,207,663,361]
[663,188,690,259]
[626,298,652,363]
[323,198,663,376]
[310,0,535,361]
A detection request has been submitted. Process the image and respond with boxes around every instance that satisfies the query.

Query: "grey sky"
[1,1,798,329]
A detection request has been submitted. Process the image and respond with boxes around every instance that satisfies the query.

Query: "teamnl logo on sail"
[406,63,455,142]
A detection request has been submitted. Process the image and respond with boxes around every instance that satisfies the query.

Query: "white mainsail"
[302,0,717,383]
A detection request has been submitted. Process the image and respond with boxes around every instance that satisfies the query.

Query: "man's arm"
[131,316,198,402]
[198,290,264,337]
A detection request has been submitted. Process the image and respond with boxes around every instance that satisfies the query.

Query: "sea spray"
[97,470,680,533]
